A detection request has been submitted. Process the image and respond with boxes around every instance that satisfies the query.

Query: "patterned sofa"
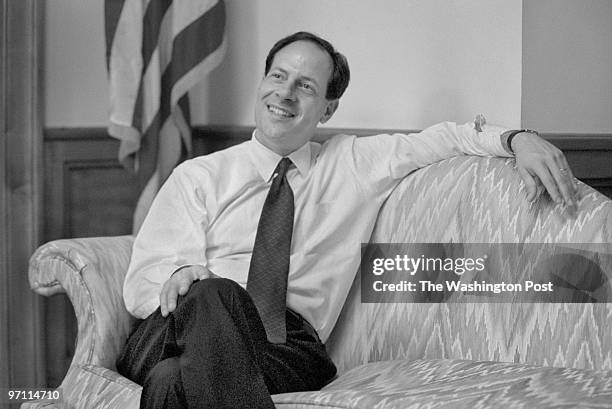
[26,156,612,408]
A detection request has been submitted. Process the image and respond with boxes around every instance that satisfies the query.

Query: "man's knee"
[173,278,259,333]
[144,357,181,388]
[184,277,245,301]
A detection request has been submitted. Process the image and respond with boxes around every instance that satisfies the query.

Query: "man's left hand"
[511,132,577,210]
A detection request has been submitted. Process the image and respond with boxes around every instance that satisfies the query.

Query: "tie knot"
[274,157,292,179]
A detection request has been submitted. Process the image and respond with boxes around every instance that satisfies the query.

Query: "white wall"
[45,0,109,127]
[522,0,612,133]
[45,0,523,130]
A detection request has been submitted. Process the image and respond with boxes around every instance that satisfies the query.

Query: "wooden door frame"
[0,0,45,393]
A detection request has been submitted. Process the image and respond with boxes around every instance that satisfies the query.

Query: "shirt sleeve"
[347,121,511,195]
[123,163,210,318]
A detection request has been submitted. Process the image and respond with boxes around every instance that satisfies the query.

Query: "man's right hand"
[160,265,218,317]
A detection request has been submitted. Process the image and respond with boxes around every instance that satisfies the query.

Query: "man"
[117,32,576,409]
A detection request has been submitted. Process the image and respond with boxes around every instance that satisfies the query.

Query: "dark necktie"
[247,157,294,344]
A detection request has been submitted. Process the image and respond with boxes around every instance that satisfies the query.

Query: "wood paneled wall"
[41,126,612,386]
[548,134,612,199]
[43,129,140,387]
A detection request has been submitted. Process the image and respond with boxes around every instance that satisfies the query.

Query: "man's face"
[254,40,339,156]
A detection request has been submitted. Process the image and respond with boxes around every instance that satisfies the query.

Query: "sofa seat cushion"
[272,358,612,409]
[21,359,612,408]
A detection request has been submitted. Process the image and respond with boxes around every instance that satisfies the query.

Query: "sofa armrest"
[29,235,136,369]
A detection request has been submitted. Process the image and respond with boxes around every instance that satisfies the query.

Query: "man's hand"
[160,265,218,317]
[511,132,577,209]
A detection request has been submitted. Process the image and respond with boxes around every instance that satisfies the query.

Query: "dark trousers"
[116,278,337,409]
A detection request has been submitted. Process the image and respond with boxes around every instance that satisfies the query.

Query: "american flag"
[105,0,226,232]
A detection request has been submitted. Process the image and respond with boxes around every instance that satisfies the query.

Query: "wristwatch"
[506,129,539,153]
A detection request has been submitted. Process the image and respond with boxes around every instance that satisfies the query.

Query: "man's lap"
[117,278,336,394]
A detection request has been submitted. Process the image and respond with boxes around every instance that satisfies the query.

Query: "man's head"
[254,32,350,156]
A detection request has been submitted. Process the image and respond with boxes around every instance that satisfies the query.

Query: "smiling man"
[255,38,340,156]
[116,32,576,409]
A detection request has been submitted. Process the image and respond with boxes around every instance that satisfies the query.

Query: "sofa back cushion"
[326,156,612,373]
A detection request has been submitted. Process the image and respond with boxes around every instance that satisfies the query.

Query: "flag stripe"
[107,0,144,132]
[132,0,172,132]
[104,0,127,68]
[141,0,172,70]
[151,0,225,129]
[167,0,225,95]
[135,0,224,139]
[137,110,161,188]
[171,35,226,111]
[143,0,224,147]
[176,94,192,155]
[134,17,174,132]
[136,96,188,188]
[178,90,190,128]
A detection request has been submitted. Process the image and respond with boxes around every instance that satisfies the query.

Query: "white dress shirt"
[123,121,511,342]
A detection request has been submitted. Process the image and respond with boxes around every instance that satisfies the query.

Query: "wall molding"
[541,133,612,151]
[43,125,612,187]
[45,127,110,141]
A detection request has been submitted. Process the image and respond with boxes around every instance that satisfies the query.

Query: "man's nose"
[275,82,296,101]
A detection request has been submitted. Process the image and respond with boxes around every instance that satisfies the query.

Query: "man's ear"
[319,100,339,124]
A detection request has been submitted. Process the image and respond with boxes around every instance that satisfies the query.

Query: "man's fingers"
[160,280,179,317]
[553,155,578,206]
[165,283,179,315]
[534,165,563,204]
[160,269,201,317]
[536,182,544,199]
[178,280,190,295]
[550,166,575,207]
[160,282,170,317]
[545,147,574,207]
[518,168,538,201]
[511,130,578,211]
[168,276,193,312]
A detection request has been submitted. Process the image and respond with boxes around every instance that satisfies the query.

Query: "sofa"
[25,156,612,408]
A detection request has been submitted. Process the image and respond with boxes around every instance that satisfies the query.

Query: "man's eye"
[269,72,282,79]
[300,82,314,92]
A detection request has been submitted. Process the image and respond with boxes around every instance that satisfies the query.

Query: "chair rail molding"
[44,125,612,199]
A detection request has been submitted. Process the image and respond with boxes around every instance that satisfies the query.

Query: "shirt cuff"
[500,130,514,155]
[128,298,160,320]
[478,123,513,157]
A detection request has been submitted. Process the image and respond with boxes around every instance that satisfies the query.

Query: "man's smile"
[267,103,296,119]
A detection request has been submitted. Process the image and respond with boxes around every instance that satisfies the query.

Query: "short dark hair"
[264,31,350,100]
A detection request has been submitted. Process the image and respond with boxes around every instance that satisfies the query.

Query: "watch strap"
[506,129,538,153]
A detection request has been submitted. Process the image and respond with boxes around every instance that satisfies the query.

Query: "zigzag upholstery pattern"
[24,156,612,408]
[21,364,141,409]
[28,235,136,369]
[327,156,612,375]
[273,359,612,408]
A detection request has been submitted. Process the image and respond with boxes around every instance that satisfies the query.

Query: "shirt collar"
[248,130,313,181]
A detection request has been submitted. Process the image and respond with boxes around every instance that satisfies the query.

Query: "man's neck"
[254,129,309,157]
